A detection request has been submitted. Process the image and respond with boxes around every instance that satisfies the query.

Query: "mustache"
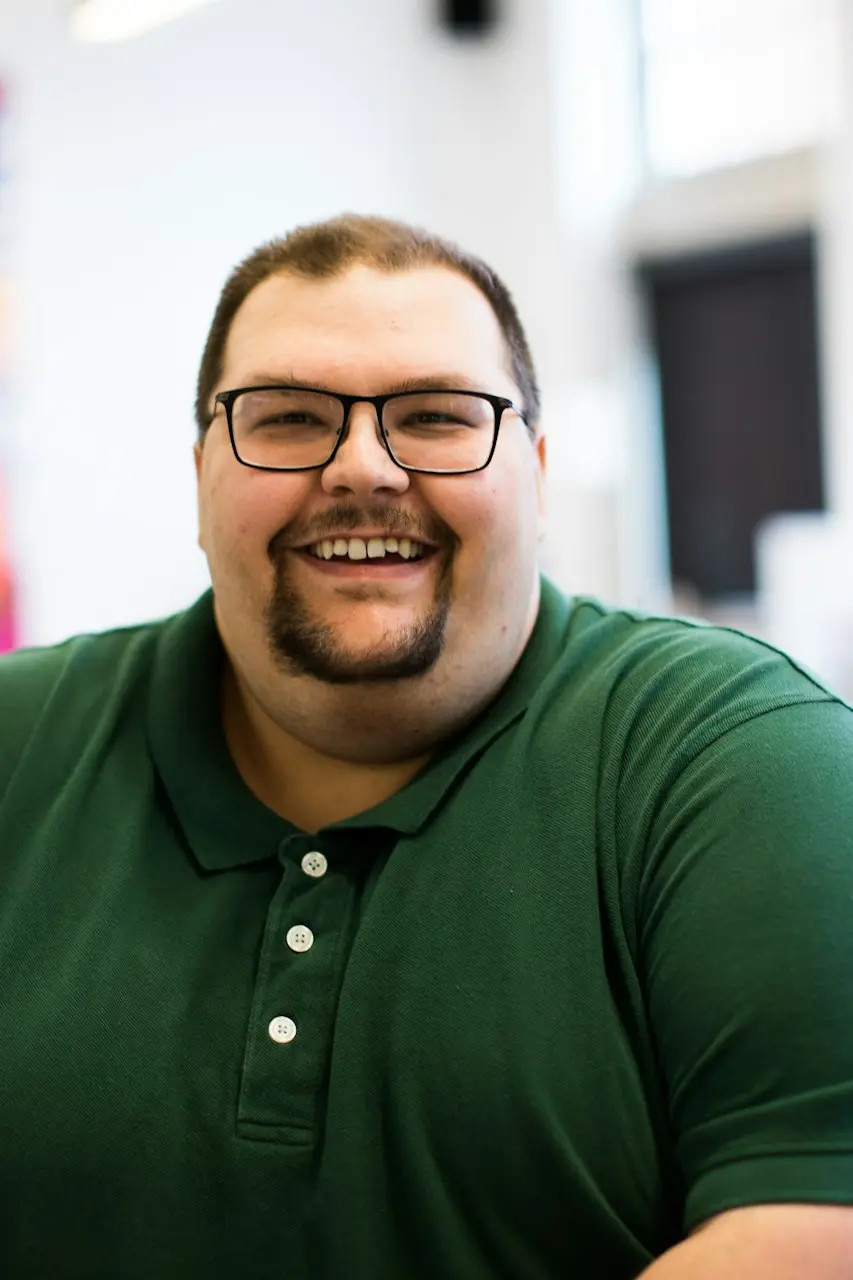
[269,505,453,558]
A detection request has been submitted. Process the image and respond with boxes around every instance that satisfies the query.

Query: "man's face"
[195,263,546,709]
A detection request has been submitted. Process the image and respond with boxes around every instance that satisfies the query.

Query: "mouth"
[292,535,440,578]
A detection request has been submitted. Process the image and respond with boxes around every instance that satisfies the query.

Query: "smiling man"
[2,215,853,1279]
[196,248,546,830]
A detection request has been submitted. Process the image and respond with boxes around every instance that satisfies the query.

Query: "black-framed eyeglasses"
[213,384,525,476]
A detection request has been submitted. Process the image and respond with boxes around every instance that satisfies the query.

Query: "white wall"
[0,0,654,645]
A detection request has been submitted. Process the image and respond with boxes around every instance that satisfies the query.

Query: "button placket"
[237,838,353,1142]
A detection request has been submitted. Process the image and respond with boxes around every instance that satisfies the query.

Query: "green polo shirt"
[2,577,853,1279]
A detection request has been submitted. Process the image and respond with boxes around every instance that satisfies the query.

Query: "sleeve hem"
[685,1152,853,1233]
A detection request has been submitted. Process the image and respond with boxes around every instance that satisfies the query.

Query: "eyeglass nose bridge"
[324,394,404,471]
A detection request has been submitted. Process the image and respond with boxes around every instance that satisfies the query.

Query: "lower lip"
[294,548,438,578]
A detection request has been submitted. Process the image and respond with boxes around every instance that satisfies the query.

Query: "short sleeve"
[638,699,853,1232]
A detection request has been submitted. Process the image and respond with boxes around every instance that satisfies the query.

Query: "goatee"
[265,545,453,685]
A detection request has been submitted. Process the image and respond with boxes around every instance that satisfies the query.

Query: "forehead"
[218,263,516,395]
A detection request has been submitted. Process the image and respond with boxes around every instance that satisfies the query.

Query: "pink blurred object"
[0,491,17,653]
[0,80,13,653]
[0,609,14,653]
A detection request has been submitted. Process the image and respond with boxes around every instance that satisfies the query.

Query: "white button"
[268,1016,297,1044]
[301,851,328,878]
[286,925,314,953]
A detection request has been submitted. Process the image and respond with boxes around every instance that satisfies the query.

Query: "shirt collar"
[147,578,573,870]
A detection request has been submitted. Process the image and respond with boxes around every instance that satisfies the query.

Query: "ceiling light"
[71,0,222,43]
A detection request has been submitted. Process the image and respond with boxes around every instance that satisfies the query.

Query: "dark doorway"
[640,234,825,601]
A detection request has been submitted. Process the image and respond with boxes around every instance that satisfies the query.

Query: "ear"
[193,441,207,553]
[534,432,547,541]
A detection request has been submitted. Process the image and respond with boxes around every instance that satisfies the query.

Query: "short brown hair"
[194,213,540,437]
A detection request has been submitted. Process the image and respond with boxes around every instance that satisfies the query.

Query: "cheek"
[446,463,535,559]
[201,470,302,576]
[424,481,527,607]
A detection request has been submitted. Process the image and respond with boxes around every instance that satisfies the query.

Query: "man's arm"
[638,1205,853,1279]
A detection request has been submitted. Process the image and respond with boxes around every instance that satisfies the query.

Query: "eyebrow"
[233,372,489,395]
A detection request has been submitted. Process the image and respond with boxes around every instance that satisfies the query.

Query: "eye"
[257,411,327,427]
[403,411,457,425]
[234,389,342,435]
[396,410,477,430]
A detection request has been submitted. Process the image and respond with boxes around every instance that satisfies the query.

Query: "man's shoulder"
[0,610,180,775]
[510,590,853,848]
[531,586,847,769]
[0,614,165,695]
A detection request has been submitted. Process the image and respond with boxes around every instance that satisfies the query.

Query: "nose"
[320,402,411,499]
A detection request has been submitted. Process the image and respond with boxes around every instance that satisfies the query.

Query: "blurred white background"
[1,0,853,695]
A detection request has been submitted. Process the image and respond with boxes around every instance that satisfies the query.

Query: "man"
[1,214,853,1279]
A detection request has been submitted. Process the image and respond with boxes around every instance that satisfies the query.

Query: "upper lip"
[295,530,438,549]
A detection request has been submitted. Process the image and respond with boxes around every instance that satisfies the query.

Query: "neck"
[221,663,432,831]
[217,575,542,830]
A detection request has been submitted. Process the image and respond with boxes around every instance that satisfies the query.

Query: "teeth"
[309,536,427,561]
